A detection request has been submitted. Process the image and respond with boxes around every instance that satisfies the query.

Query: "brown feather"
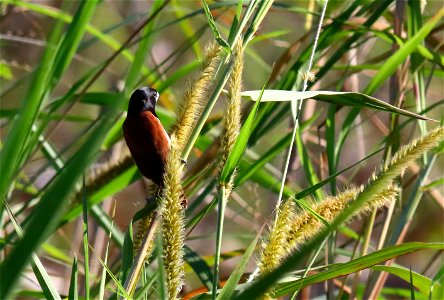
[123,111,170,186]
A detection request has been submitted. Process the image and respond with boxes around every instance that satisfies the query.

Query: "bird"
[123,87,171,187]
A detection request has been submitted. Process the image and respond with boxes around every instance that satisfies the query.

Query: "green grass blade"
[156,233,167,300]
[3,0,153,78]
[170,0,202,57]
[184,245,214,291]
[365,7,444,95]
[0,4,65,198]
[0,61,13,79]
[325,104,337,192]
[99,204,116,300]
[119,220,134,285]
[294,147,384,200]
[82,176,90,300]
[133,272,157,300]
[68,255,78,300]
[90,205,125,248]
[97,257,131,299]
[59,166,139,226]
[235,132,293,186]
[201,0,230,52]
[241,90,434,121]
[211,187,227,299]
[216,236,258,300]
[0,108,119,298]
[124,0,163,92]
[2,199,61,300]
[49,0,99,88]
[271,243,444,297]
[235,113,318,187]
[371,265,442,298]
[235,125,443,298]
[295,127,322,200]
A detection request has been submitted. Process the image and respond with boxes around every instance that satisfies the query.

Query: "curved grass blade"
[242,90,434,121]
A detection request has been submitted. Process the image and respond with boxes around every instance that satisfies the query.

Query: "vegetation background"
[0,0,443,299]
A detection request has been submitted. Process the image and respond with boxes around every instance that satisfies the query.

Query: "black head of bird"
[127,87,160,116]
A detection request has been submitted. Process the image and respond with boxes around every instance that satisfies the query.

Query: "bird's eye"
[150,96,157,102]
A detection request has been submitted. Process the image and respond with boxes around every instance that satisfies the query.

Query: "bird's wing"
[140,111,171,163]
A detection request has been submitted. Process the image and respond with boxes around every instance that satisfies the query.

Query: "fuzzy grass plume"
[173,43,221,152]
[257,126,443,280]
[156,43,221,299]
[160,135,185,299]
[218,41,243,193]
[258,185,399,282]
[72,153,133,204]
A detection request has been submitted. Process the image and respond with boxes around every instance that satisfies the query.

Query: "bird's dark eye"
[150,96,157,102]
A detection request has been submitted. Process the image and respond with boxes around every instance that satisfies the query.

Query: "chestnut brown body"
[123,87,170,186]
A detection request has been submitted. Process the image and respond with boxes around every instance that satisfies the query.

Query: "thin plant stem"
[124,211,159,296]
[82,175,90,300]
[274,0,329,224]
[211,187,227,299]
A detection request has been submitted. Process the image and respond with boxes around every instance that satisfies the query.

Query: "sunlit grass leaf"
[271,243,444,298]
[365,7,444,95]
[0,62,13,80]
[242,90,433,121]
